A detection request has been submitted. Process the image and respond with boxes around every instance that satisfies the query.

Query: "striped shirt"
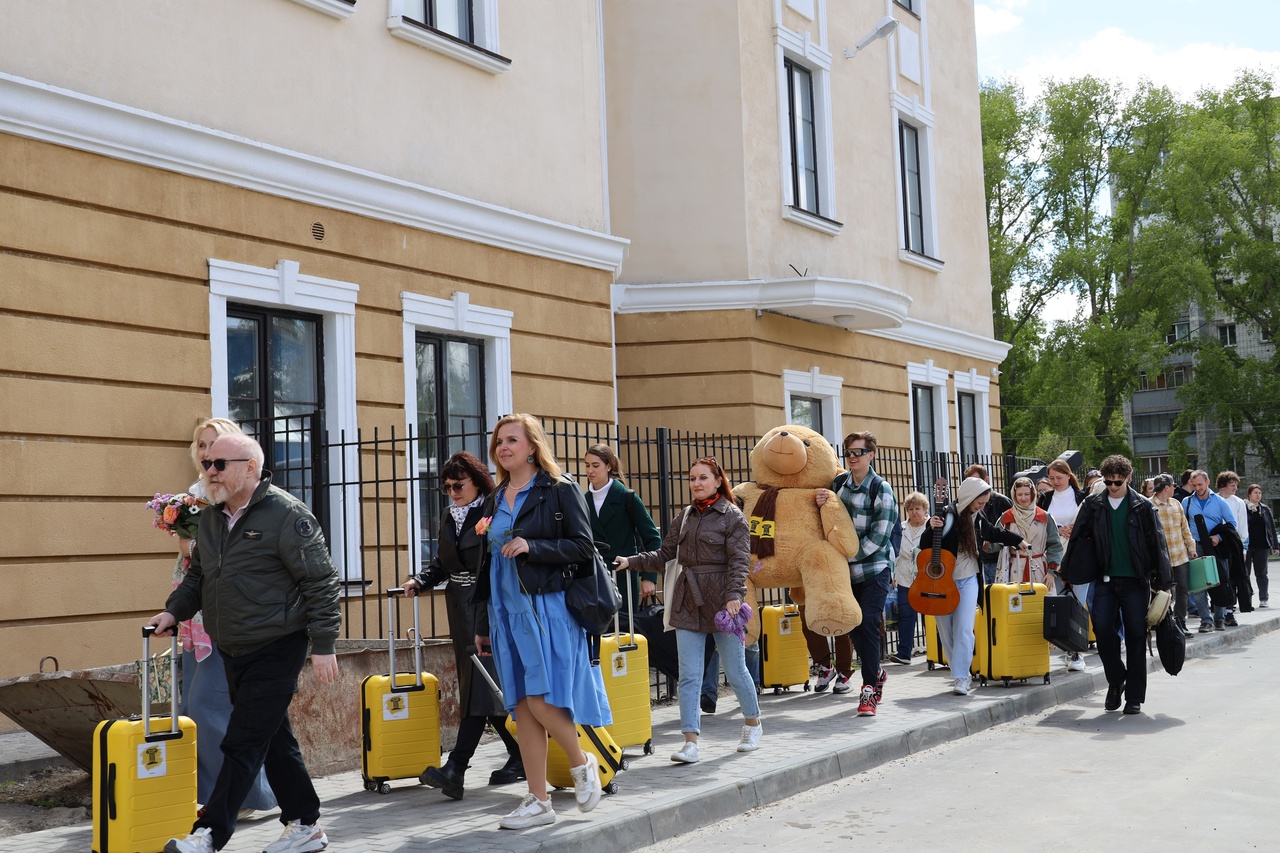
[1152,496,1195,566]
[835,469,898,584]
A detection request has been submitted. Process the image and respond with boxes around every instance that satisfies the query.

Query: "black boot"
[420,760,466,800]
[488,754,525,786]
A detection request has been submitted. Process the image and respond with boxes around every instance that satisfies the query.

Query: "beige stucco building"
[0,0,1005,702]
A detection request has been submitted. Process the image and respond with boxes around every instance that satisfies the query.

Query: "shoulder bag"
[662,507,693,631]
[552,479,622,636]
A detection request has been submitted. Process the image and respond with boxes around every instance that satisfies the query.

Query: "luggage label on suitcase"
[93,626,197,853]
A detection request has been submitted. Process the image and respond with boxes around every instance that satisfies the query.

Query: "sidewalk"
[5,607,1278,853]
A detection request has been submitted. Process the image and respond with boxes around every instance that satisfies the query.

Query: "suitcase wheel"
[803,682,811,692]
[620,758,631,771]
[1002,677,1012,688]
[772,687,782,695]
[1043,674,1051,684]
[643,739,654,756]
[927,662,935,671]
[378,782,392,795]
[604,781,618,795]
[363,780,375,792]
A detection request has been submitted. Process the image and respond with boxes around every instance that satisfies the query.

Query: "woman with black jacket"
[1246,484,1279,607]
[402,451,522,801]
[471,414,611,831]
[920,477,1025,696]
[1037,459,1089,670]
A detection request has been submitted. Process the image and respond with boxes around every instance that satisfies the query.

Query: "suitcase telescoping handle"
[386,588,425,694]
[613,568,639,652]
[468,651,505,705]
[140,625,183,741]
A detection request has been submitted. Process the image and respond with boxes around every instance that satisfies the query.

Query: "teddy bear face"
[749,424,841,488]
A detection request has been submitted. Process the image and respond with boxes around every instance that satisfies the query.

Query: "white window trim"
[952,368,992,458]
[207,258,362,582]
[892,94,940,264]
[906,359,950,455]
[402,291,513,560]
[774,6,838,230]
[782,367,844,449]
[386,0,510,75]
[286,0,357,20]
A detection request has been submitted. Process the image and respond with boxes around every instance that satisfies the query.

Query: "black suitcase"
[1043,590,1089,653]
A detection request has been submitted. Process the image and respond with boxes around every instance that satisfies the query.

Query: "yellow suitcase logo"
[137,742,167,778]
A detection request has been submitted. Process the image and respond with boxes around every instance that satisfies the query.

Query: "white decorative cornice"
[287,0,357,20]
[612,277,912,331]
[0,73,627,273]
[865,317,1012,364]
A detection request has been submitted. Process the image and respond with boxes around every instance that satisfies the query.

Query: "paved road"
[641,628,1280,852]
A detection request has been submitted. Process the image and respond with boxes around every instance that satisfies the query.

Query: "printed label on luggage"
[1008,594,1023,613]
[611,652,627,677]
[137,742,167,778]
[383,693,410,721]
[779,617,792,635]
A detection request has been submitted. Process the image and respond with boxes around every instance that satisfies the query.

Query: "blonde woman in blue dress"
[472,414,612,830]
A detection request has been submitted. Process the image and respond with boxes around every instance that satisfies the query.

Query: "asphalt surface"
[2,606,1277,852]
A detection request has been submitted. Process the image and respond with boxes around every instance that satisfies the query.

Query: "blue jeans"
[1092,576,1150,704]
[1192,589,1226,625]
[894,586,918,659]
[850,568,892,685]
[676,629,759,734]
[934,574,979,681]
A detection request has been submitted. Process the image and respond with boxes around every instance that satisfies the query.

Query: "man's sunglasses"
[439,481,469,494]
[1103,478,1126,488]
[200,458,251,472]
[845,448,871,458]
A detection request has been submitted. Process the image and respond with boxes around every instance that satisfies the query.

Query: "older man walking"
[150,433,341,853]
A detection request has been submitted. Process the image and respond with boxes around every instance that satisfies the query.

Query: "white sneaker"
[670,741,700,763]
[263,820,328,853]
[831,674,853,694]
[568,752,602,813]
[499,792,556,830]
[736,723,763,753]
[1066,654,1087,672]
[952,678,970,696]
[164,827,215,853]
[813,664,836,692]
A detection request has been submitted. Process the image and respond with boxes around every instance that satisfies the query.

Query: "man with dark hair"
[965,463,1011,584]
[1059,454,1171,715]
[1173,469,1194,503]
[816,431,896,717]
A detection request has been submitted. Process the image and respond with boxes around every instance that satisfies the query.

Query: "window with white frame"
[1219,323,1237,347]
[906,360,949,460]
[957,392,977,461]
[782,367,843,449]
[899,120,926,255]
[387,0,509,74]
[952,368,992,458]
[785,59,820,217]
[775,18,838,234]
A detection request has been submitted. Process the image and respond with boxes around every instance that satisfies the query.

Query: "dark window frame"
[957,391,978,461]
[784,57,821,216]
[406,0,475,45]
[1219,323,1237,347]
[899,120,926,255]
[789,394,824,436]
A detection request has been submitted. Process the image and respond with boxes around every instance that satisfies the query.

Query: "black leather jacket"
[472,471,596,635]
[1059,487,1172,590]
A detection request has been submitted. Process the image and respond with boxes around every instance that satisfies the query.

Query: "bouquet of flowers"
[146,492,206,539]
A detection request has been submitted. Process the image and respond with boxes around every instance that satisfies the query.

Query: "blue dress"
[487,482,611,727]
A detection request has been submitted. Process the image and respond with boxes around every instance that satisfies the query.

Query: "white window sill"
[287,0,356,20]
[387,16,511,74]
[899,248,945,272]
[782,204,843,236]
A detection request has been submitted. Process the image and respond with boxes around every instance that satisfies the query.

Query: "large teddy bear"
[733,425,862,643]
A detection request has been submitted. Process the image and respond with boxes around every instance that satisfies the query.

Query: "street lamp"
[843,15,899,59]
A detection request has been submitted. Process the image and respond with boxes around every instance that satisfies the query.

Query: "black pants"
[1249,549,1271,603]
[195,631,319,850]
[449,715,519,767]
[1092,577,1150,705]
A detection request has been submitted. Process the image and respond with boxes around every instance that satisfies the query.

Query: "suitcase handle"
[140,626,183,742]
[468,651,504,704]
[613,570,639,652]
[386,588,425,693]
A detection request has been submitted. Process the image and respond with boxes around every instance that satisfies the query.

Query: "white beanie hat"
[955,476,992,513]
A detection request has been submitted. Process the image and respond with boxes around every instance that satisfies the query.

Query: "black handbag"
[550,480,622,636]
[1151,607,1186,676]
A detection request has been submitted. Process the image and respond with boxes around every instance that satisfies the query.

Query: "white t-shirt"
[1047,489,1079,531]
[1222,492,1249,546]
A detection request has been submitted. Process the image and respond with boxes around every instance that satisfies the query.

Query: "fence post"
[657,427,671,536]
[310,410,329,546]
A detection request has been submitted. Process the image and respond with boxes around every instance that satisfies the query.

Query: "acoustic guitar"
[908,478,960,616]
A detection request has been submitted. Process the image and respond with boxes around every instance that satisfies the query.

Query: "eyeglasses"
[200,458,251,472]
[845,448,871,458]
[439,481,469,494]
[1103,478,1126,488]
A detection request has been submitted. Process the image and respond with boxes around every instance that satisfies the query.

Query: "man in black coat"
[1059,454,1172,716]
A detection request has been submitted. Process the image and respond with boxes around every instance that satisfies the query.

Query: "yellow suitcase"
[973,582,1052,687]
[361,589,441,794]
[505,716,625,794]
[601,574,654,754]
[760,604,810,691]
[92,627,197,853]
[925,614,947,669]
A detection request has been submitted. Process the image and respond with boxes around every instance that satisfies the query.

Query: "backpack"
[835,472,902,558]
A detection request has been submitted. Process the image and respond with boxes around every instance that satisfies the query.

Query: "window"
[785,59,820,216]
[1165,322,1189,345]
[895,0,917,13]
[912,384,936,453]
[782,367,843,449]
[1137,371,1149,392]
[404,0,472,43]
[1141,456,1170,476]
[1132,411,1178,437]
[1219,323,1237,347]
[1170,367,1187,387]
[900,121,925,254]
[789,395,823,435]
[957,392,977,461]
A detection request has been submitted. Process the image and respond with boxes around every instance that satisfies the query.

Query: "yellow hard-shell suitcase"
[973,582,1052,687]
[601,573,653,754]
[925,613,947,669]
[92,627,197,853]
[760,604,811,692]
[360,589,442,794]
[503,714,625,794]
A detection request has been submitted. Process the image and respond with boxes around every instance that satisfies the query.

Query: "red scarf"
[694,494,720,513]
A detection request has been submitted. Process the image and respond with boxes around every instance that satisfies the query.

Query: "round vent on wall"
[311,222,326,242]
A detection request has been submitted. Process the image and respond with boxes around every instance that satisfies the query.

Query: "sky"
[975,0,1280,99]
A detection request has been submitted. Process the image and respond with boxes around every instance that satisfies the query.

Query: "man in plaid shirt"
[1151,473,1197,633]
[817,431,897,716]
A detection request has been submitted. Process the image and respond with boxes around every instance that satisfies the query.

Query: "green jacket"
[588,479,661,612]
[165,473,342,657]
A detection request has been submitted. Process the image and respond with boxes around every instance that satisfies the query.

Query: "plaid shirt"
[1153,496,1196,566]
[835,468,898,584]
